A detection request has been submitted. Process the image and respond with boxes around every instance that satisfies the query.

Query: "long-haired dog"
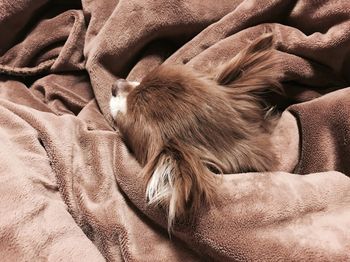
[110,32,282,231]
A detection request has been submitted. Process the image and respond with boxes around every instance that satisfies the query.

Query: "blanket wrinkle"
[0,99,105,262]
[289,87,350,175]
[0,0,350,261]
[0,0,48,55]
[0,7,86,75]
[165,0,297,66]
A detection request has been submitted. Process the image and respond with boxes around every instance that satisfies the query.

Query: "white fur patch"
[109,81,140,119]
[130,81,140,88]
[146,156,174,205]
[110,94,127,118]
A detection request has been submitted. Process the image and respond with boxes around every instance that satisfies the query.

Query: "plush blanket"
[1,0,350,261]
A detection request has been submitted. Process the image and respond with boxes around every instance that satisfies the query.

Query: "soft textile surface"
[0,0,350,261]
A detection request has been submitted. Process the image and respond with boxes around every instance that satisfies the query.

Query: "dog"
[110,32,282,232]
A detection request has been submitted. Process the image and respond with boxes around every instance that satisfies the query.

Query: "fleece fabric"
[0,0,350,261]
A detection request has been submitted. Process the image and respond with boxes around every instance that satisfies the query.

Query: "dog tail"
[215,31,283,95]
[142,140,216,233]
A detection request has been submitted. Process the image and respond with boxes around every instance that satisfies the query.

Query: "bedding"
[0,0,350,260]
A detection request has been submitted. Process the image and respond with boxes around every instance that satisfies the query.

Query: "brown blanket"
[1,0,350,261]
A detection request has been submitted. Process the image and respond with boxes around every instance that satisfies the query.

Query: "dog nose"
[111,79,128,96]
[111,83,118,97]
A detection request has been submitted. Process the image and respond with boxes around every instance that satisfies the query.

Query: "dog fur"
[110,32,282,232]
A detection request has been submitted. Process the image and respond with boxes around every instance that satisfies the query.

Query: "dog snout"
[111,82,118,97]
[113,79,138,97]
[112,79,125,96]
[112,79,140,97]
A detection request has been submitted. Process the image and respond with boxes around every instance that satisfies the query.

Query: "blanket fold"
[0,0,350,261]
[290,88,350,175]
[0,2,85,75]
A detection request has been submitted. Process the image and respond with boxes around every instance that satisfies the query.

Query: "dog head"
[110,32,281,231]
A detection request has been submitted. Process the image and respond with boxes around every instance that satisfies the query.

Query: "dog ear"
[215,32,282,94]
[142,141,216,232]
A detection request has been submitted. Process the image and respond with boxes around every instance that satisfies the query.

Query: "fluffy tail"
[215,32,282,95]
[142,141,216,232]
[214,31,283,134]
